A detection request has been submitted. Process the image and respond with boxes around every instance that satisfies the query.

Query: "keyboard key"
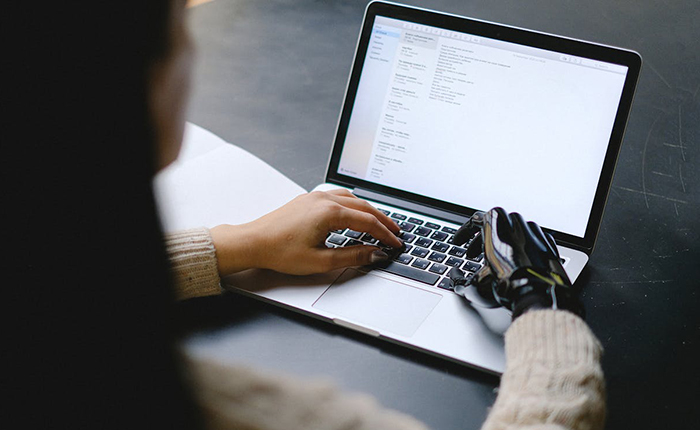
[407,217,424,225]
[430,231,448,242]
[395,253,413,265]
[467,253,484,262]
[378,209,390,215]
[403,244,413,253]
[441,226,457,234]
[398,221,416,232]
[344,230,363,239]
[427,252,446,263]
[445,256,464,267]
[448,246,466,257]
[381,244,402,255]
[463,261,482,272]
[437,277,454,291]
[414,226,432,237]
[327,234,347,246]
[399,232,416,243]
[374,261,439,285]
[361,233,378,244]
[429,263,448,275]
[431,242,449,252]
[415,237,433,248]
[346,239,363,246]
[446,237,454,244]
[379,241,406,253]
[410,247,429,258]
[425,222,441,230]
[390,212,407,220]
[411,258,430,270]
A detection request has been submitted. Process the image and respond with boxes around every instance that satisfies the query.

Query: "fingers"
[488,207,512,243]
[333,207,403,248]
[466,231,482,259]
[545,232,560,258]
[454,210,483,246]
[319,190,402,248]
[325,190,400,234]
[507,212,528,244]
[527,221,556,255]
[313,245,389,272]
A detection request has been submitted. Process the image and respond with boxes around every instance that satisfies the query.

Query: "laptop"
[224,1,642,374]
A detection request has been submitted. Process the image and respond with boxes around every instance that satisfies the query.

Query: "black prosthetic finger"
[448,267,468,285]
[526,221,553,255]
[544,232,561,258]
[454,210,485,246]
[466,231,483,259]
[491,207,509,221]
[469,210,486,226]
[489,207,514,245]
[453,265,499,308]
[470,265,500,307]
[453,224,473,246]
[449,267,467,297]
[507,212,529,244]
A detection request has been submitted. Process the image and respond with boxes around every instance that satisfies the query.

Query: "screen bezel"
[326,1,642,253]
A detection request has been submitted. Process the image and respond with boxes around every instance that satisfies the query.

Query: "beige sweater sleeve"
[481,310,606,430]
[164,227,223,300]
[184,354,428,430]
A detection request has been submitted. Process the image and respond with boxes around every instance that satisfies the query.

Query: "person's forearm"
[481,310,606,430]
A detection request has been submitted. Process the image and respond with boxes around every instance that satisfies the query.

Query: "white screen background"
[338,17,628,237]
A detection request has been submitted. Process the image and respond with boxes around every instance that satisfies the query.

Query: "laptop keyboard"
[325,207,484,293]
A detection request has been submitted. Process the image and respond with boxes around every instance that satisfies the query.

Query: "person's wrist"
[210,223,264,276]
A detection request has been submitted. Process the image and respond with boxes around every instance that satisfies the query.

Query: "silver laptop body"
[225,1,641,374]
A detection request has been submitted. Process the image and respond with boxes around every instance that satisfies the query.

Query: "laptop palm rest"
[313,269,442,338]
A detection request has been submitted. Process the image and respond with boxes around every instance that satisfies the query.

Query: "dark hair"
[4,2,200,428]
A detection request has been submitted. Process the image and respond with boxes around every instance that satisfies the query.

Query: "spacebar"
[374,261,440,285]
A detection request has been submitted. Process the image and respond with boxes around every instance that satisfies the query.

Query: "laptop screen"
[328,3,641,251]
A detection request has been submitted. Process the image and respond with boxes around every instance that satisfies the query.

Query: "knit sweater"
[165,227,606,430]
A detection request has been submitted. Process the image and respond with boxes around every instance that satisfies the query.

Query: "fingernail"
[370,250,389,263]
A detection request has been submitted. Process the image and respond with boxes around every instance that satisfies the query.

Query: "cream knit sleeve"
[481,310,606,430]
[184,354,428,430]
[164,227,223,300]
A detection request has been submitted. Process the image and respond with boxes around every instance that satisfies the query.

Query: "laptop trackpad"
[312,269,442,337]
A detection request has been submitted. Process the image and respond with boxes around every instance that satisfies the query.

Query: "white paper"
[176,122,229,163]
[154,123,307,232]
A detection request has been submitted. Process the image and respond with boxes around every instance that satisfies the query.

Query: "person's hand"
[209,189,403,276]
[451,207,583,320]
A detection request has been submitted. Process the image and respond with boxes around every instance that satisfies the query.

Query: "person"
[5,1,605,429]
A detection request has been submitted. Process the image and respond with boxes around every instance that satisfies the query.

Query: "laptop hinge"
[557,240,592,255]
[352,188,471,226]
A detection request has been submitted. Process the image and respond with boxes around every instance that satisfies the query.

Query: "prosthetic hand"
[449,207,584,320]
